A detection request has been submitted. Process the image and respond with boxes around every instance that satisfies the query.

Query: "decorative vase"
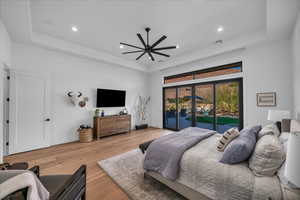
[95,109,100,117]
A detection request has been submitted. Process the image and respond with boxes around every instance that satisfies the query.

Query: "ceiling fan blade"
[120,42,144,50]
[152,46,177,51]
[136,52,146,60]
[148,52,155,61]
[137,33,147,48]
[151,35,167,49]
[122,50,144,54]
[151,51,170,57]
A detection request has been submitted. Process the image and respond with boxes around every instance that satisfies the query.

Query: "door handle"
[44,118,51,122]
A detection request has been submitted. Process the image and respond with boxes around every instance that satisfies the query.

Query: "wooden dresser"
[94,115,131,139]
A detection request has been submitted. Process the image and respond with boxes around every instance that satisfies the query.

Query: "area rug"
[98,149,186,200]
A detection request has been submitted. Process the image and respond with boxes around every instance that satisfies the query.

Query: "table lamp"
[267,110,291,132]
[285,120,300,187]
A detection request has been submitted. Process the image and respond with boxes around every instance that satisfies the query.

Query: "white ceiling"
[29,0,266,66]
[1,0,299,71]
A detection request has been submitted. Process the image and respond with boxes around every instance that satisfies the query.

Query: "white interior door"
[0,66,4,162]
[3,69,9,156]
[9,70,51,154]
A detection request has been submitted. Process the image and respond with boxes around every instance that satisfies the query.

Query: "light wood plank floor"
[4,128,171,200]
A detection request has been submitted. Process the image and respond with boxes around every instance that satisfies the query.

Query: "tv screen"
[97,89,126,107]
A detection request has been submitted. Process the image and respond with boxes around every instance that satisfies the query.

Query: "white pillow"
[249,135,285,176]
[258,123,280,139]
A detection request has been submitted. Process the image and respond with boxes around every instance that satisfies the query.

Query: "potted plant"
[136,96,150,130]
[95,108,100,117]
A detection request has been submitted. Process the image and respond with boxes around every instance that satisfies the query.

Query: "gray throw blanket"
[143,127,215,180]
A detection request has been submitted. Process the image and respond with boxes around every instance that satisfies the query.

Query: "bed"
[144,132,299,200]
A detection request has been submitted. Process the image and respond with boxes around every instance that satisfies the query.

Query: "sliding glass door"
[178,86,193,129]
[216,82,241,133]
[164,88,177,130]
[195,84,214,130]
[163,78,243,133]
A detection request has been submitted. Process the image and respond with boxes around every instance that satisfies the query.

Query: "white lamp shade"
[291,120,300,133]
[267,110,291,121]
[285,131,300,187]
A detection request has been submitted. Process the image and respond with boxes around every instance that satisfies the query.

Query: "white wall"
[0,20,11,66]
[0,18,11,163]
[149,39,293,129]
[292,13,300,119]
[244,39,293,125]
[12,43,148,145]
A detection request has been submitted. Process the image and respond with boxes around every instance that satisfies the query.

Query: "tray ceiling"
[29,0,266,66]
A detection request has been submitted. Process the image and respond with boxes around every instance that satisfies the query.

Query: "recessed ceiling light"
[120,44,124,49]
[71,26,79,32]
[176,44,180,49]
[217,26,224,33]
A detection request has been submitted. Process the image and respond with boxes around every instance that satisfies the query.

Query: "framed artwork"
[257,92,276,107]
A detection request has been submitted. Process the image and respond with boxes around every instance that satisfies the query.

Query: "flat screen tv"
[97,89,126,107]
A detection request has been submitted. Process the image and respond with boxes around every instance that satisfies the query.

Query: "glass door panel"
[164,88,177,129]
[216,81,240,133]
[195,84,214,130]
[178,86,193,129]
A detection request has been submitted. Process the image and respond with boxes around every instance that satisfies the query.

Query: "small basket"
[79,128,94,143]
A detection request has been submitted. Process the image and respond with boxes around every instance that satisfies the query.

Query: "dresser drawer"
[116,115,130,121]
[117,120,130,128]
[101,129,116,137]
[100,118,115,129]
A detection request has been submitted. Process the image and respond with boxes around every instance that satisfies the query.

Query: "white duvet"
[176,134,285,200]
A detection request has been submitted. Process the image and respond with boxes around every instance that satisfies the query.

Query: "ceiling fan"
[120,27,178,61]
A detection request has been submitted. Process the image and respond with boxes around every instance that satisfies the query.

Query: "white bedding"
[176,134,284,200]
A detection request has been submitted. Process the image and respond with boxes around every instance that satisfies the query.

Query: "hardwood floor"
[4,128,171,200]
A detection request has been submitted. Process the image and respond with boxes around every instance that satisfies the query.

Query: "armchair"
[3,165,86,200]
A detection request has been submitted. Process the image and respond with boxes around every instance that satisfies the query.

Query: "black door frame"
[162,78,244,132]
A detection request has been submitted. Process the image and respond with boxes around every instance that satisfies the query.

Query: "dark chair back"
[51,165,86,200]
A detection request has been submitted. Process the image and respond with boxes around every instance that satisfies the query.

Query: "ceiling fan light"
[176,44,180,49]
[120,44,124,49]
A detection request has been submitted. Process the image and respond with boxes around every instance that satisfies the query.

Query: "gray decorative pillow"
[249,135,285,176]
[258,123,280,140]
[220,125,262,164]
